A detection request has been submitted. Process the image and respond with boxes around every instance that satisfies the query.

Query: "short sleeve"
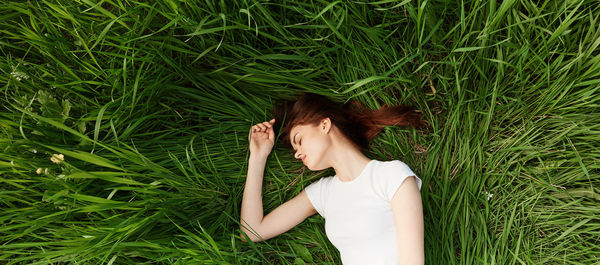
[304,177,326,217]
[377,160,422,202]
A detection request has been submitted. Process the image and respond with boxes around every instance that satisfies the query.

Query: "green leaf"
[38,144,125,171]
[69,193,123,204]
[290,242,313,263]
[37,90,62,121]
[64,171,148,186]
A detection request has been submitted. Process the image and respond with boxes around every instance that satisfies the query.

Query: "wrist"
[249,152,269,161]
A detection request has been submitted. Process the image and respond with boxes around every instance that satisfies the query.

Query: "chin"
[307,163,324,171]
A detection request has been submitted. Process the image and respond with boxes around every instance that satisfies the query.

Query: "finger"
[261,121,272,128]
[268,128,274,141]
[257,124,267,131]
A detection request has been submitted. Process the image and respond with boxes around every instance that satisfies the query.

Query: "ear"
[320,118,331,132]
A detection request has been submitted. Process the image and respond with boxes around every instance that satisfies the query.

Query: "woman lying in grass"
[240,92,426,265]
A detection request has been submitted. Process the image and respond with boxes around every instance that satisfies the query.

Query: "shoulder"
[304,175,335,217]
[372,159,422,201]
[379,159,413,172]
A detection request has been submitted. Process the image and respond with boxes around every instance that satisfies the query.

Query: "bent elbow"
[239,231,260,243]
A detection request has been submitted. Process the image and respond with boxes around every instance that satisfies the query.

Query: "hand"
[248,118,276,158]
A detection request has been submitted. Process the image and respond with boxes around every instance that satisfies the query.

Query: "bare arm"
[239,119,315,242]
[240,153,268,241]
[391,176,424,264]
[239,154,317,243]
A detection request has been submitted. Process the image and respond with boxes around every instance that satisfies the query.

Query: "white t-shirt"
[304,159,423,265]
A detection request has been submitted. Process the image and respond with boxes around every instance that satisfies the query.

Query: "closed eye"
[293,137,301,151]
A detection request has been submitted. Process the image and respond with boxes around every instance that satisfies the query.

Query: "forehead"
[290,126,299,140]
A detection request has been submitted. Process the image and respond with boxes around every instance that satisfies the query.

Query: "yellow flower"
[36,168,42,174]
[50,153,64,164]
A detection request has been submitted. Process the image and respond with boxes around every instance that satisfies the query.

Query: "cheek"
[305,137,328,158]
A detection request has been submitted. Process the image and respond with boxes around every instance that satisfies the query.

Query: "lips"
[302,156,307,163]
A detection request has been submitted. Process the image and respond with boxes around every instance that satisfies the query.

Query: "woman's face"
[290,119,331,170]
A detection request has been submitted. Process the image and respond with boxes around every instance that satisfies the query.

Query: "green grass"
[1,0,599,264]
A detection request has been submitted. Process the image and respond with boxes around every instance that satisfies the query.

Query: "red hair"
[271,92,426,153]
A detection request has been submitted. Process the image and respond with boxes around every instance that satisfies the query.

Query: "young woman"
[240,92,426,265]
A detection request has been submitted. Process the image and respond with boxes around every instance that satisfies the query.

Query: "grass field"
[1,0,599,264]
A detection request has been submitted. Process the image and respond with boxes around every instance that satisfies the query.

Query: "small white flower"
[44,168,49,174]
[10,161,14,165]
[33,149,38,153]
[485,191,493,201]
[82,235,95,239]
[36,168,42,174]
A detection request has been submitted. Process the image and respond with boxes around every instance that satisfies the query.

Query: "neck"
[327,140,372,182]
